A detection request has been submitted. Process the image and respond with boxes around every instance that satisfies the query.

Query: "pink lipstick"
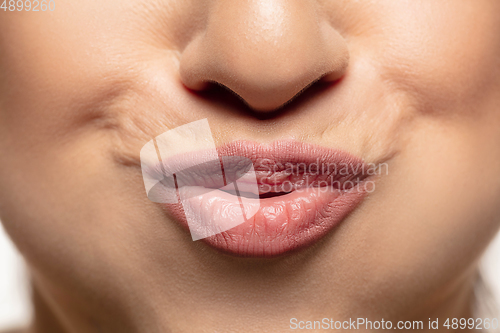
[158,141,373,257]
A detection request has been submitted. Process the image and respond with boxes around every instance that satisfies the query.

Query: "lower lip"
[162,141,370,257]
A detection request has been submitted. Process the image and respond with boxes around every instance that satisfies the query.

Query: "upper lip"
[144,140,370,198]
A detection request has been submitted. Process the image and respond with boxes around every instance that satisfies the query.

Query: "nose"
[179,0,349,112]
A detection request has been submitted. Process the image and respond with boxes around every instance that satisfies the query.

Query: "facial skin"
[1,0,500,332]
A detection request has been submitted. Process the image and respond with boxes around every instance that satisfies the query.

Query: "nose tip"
[179,0,349,112]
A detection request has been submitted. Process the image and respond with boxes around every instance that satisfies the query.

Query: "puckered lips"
[151,140,373,257]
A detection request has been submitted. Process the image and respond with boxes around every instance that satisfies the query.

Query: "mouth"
[145,140,374,257]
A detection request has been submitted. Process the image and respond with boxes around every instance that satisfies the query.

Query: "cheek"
[377,1,500,114]
[343,119,500,311]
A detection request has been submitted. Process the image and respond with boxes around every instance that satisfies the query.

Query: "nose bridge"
[180,0,349,112]
[208,0,323,76]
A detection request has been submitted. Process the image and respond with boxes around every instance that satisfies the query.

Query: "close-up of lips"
[144,138,378,257]
[1,1,500,333]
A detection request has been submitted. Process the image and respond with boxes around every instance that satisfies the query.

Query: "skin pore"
[1,0,500,332]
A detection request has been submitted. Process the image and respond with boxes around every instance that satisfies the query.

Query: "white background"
[1,222,499,331]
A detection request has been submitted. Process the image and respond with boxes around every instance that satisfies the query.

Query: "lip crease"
[158,140,373,257]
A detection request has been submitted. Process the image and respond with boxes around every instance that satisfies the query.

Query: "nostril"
[190,81,256,110]
[206,80,300,113]
[181,53,349,113]
[189,73,338,118]
[178,0,350,114]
